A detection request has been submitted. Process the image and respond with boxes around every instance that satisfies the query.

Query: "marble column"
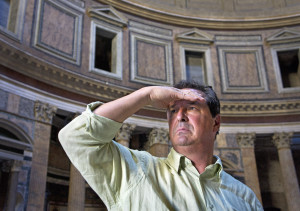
[27,101,56,211]
[272,132,300,211]
[6,160,23,211]
[236,133,262,203]
[115,123,136,147]
[147,128,169,157]
[67,164,86,211]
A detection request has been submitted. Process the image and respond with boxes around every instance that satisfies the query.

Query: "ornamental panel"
[130,31,173,85]
[217,45,268,93]
[33,0,83,65]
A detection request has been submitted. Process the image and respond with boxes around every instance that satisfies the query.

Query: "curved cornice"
[97,0,300,29]
[1,40,300,118]
[221,100,300,117]
[0,39,132,102]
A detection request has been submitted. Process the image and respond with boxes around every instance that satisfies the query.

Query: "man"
[59,81,263,210]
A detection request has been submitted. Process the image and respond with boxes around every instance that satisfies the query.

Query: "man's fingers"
[180,89,205,102]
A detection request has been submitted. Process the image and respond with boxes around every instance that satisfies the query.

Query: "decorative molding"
[147,128,169,147]
[0,39,132,101]
[269,43,300,94]
[89,20,123,80]
[130,32,173,85]
[221,100,300,116]
[179,43,213,86]
[272,132,293,149]
[129,21,172,39]
[1,160,13,173]
[96,0,300,29]
[33,0,83,65]
[266,28,300,45]
[236,133,255,148]
[34,101,57,124]
[115,123,136,141]
[0,0,27,41]
[176,28,214,45]
[11,160,24,172]
[218,45,268,93]
[87,5,128,27]
[215,35,262,46]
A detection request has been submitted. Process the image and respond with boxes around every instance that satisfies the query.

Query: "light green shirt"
[59,102,263,211]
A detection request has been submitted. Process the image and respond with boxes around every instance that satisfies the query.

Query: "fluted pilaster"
[272,132,300,211]
[27,101,56,211]
[236,133,262,203]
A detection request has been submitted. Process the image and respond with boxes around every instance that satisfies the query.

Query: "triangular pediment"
[176,28,214,44]
[88,6,127,27]
[266,28,300,44]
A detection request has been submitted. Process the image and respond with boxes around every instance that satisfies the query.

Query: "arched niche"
[0,118,33,160]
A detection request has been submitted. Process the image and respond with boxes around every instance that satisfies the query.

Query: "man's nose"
[177,108,188,122]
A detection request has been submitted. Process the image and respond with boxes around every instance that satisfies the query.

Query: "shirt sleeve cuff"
[82,101,123,142]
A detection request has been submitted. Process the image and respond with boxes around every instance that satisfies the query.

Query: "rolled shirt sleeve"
[58,102,145,208]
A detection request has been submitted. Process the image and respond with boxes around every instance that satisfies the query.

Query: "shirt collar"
[166,148,223,179]
[166,148,184,173]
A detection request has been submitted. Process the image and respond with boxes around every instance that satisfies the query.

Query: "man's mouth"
[176,127,190,133]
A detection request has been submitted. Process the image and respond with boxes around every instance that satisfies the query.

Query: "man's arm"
[58,86,203,207]
[94,86,203,122]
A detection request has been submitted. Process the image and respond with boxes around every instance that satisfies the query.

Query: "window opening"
[277,49,300,88]
[185,51,207,84]
[0,0,10,28]
[94,27,116,73]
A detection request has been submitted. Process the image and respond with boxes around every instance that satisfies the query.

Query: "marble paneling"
[33,0,83,65]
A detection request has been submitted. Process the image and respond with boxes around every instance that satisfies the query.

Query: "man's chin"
[172,137,193,146]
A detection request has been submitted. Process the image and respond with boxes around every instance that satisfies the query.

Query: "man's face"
[167,89,220,149]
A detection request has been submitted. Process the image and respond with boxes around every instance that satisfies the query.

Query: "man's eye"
[189,107,197,110]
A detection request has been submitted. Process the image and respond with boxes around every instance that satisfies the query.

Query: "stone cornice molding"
[147,128,169,147]
[236,133,256,148]
[88,5,128,27]
[0,39,132,101]
[221,100,300,117]
[115,123,136,141]
[96,0,300,29]
[176,28,214,45]
[272,132,293,150]
[266,28,300,45]
[1,40,300,117]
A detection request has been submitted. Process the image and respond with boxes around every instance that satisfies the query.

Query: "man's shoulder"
[220,171,260,204]
[221,171,252,192]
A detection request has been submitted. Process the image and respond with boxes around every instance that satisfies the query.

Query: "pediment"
[88,6,127,27]
[176,28,214,44]
[266,28,300,44]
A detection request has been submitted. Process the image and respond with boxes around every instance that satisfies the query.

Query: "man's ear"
[213,114,221,133]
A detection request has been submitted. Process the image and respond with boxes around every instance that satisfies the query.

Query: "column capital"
[272,132,293,149]
[1,160,13,173]
[236,133,256,148]
[115,123,136,142]
[147,128,169,147]
[34,101,57,124]
[11,160,23,172]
